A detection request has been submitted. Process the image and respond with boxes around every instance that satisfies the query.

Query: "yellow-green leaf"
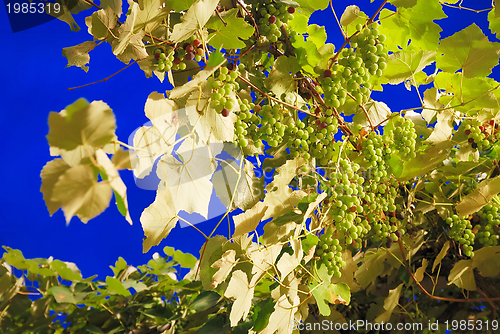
[47,99,116,151]
[437,23,500,78]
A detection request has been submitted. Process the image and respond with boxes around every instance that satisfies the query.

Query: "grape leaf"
[456,175,500,216]
[265,56,300,97]
[374,283,404,322]
[185,82,237,142]
[381,49,436,85]
[101,0,122,16]
[213,158,264,211]
[425,110,456,144]
[276,239,302,280]
[436,23,500,79]
[378,1,446,52]
[106,276,132,297]
[260,294,295,334]
[307,24,327,49]
[163,246,197,268]
[262,158,307,220]
[62,41,98,72]
[95,149,132,225]
[169,63,223,100]
[199,236,227,290]
[156,137,221,218]
[170,0,219,43]
[170,0,196,11]
[206,8,255,50]
[342,7,368,36]
[135,0,171,33]
[47,99,116,151]
[353,100,391,128]
[51,165,112,224]
[211,249,237,288]
[141,184,179,253]
[488,8,500,40]
[252,298,276,332]
[294,0,329,11]
[432,241,450,273]
[40,159,70,216]
[112,2,148,62]
[435,72,500,112]
[233,202,268,238]
[224,270,255,326]
[85,7,117,41]
[340,5,360,27]
[48,286,77,304]
[131,92,178,178]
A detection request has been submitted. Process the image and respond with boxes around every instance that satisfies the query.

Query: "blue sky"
[0,0,495,279]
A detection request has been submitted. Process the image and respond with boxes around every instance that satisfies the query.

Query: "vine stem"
[68,60,140,91]
[237,75,319,117]
[398,238,500,303]
[329,0,346,40]
[237,0,259,36]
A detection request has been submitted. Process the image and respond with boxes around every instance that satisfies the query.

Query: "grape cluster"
[360,131,392,172]
[464,119,500,151]
[386,116,417,158]
[208,65,241,116]
[315,227,345,277]
[320,159,368,247]
[255,1,295,43]
[157,38,204,72]
[286,115,339,163]
[472,203,500,246]
[445,214,475,257]
[350,23,388,77]
[319,23,387,108]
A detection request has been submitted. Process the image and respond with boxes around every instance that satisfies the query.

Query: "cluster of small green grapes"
[255,1,295,42]
[386,116,417,158]
[472,204,500,246]
[445,215,475,257]
[154,48,174,72]
[363,179,405,244]
[253,104,287,147]
[208,65,241,116]
[360,131,392,171]
[319,23,387,108]
[350,23,388,77]
[464,119,500,151]
[320,159,368,247]
[314,227,345,277]
[286,115,339,163]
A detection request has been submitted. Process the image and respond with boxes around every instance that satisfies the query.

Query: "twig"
[68,60,140,91]
[330,0,347,40]
[215,7,227,26]
[237,75,319,117]
[237,0,259,36]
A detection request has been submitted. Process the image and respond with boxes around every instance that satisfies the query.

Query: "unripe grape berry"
[185,44,194,53]
[269,15,277,24]
[254,105,262,113]
[324,69,332,77]
[184,52,195,61]
[193,39,201,47]
[288,7,295,13]
[222,109,230,117]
